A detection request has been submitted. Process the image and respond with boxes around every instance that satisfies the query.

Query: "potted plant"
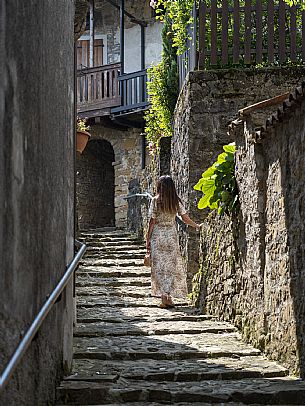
[76,117,91,154]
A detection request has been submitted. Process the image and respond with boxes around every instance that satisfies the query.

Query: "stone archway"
[77,139,115,229]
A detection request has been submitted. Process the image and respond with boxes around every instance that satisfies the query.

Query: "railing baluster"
[290,4,297,62]
[233,0,240,64]
[133,76,138,104]
[244,0,252,64]
[109,69,113,98]
[198,0,207,69]
[279,0,286,64]
[222,0,229,65]
[256,0,263,64]
[267,0,274,64]
[210,0,218,66]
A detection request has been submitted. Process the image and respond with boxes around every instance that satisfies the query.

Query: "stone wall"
[77,139,115,229]
[199,86,305,376]
[77,123,144,230]
[0,1,75,404]
[171,67,305,289]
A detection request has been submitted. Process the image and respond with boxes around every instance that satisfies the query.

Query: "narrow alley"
[56,230,305,405]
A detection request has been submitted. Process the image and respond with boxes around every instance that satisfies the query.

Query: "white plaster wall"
[124,21,162,73]
[145,21,163,68]
[124,25,141,73]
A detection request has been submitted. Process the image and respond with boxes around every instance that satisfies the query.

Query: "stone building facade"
[77,124,145,230]
[171,67,305,288]
[78,0,162,72]
[197,83,305,377]
[0,1,75,405]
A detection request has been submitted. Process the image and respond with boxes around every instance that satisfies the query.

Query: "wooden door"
[77,39,103,69]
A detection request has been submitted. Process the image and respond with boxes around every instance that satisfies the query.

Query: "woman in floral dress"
[146,175,201,308]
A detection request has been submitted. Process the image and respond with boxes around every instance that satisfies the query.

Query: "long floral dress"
[148,196,188,298]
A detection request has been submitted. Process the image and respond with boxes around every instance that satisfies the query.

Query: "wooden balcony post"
[120,0,125,74]
[89,0,95,68]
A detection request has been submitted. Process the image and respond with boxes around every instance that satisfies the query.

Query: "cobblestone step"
[80,240,145,248]
[76,306,215,324]
[57,230,304,405]
[84,252,145,260]
[77,296,189,308]
[76,285,150,298]
[73,333,261,360]
[80,258,144,267]
[58,403,252,406]
[57,377,305,404]
[74,320,237,338]
[81,236,143,243]
[68,356,288,382]
[86,245,146,252]
[76,276,151,288]
[76,267,150,278]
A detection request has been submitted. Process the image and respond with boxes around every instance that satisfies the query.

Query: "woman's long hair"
[156,175,181,213]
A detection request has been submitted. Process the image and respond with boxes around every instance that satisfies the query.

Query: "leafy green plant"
[144,14,179,145]
[194,143,239,215]
[150,0,194,55]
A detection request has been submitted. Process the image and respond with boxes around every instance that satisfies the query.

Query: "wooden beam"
[239,92,290,116]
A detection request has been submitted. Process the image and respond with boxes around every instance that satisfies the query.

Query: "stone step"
[81,236,143,243]
[68,356,288,382]
[76,285,150,298]
[83,252,145,260]
[57,404,252,406]
[57,402,253,406]
[74,333,261,360]
[80,241,145,248]
[74,320,237,338]
[56,376,305,405]
[76,306,215,324]
[75,276,151,288]
[80,258,144,267]
[86,246,146,253]
[77,296,189,308]
[76,267,150,278]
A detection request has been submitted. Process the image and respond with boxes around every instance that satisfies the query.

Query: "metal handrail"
[124,192,153,200]
[0,239,86,391]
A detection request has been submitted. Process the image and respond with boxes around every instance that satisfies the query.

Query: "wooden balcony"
[77,63,149,120]
[77,63,121,118]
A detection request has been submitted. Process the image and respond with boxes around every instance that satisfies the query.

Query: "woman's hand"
[146,240,151,252]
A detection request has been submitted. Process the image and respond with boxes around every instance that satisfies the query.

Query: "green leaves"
[194,143,239,215]
[144,14,179,146]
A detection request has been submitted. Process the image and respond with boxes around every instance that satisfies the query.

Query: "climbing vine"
[144,14,179,145]
[150,0,194,55]
[194,143,239,215]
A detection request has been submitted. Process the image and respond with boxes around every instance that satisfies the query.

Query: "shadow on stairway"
[56,229,305,405]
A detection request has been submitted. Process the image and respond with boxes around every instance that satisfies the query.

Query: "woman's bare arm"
[146,217,155,251]
[181,213,201,230]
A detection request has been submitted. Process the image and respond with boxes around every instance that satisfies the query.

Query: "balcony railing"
[112,69,148,114]
[77,64,148,117]
[77,63,121,115]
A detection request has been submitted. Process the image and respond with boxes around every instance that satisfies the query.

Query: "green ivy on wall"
[194,143,239,215]
[150,0,195,55]
[144,14,179,146]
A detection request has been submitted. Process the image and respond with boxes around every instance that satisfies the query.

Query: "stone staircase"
[56,230,305,405]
